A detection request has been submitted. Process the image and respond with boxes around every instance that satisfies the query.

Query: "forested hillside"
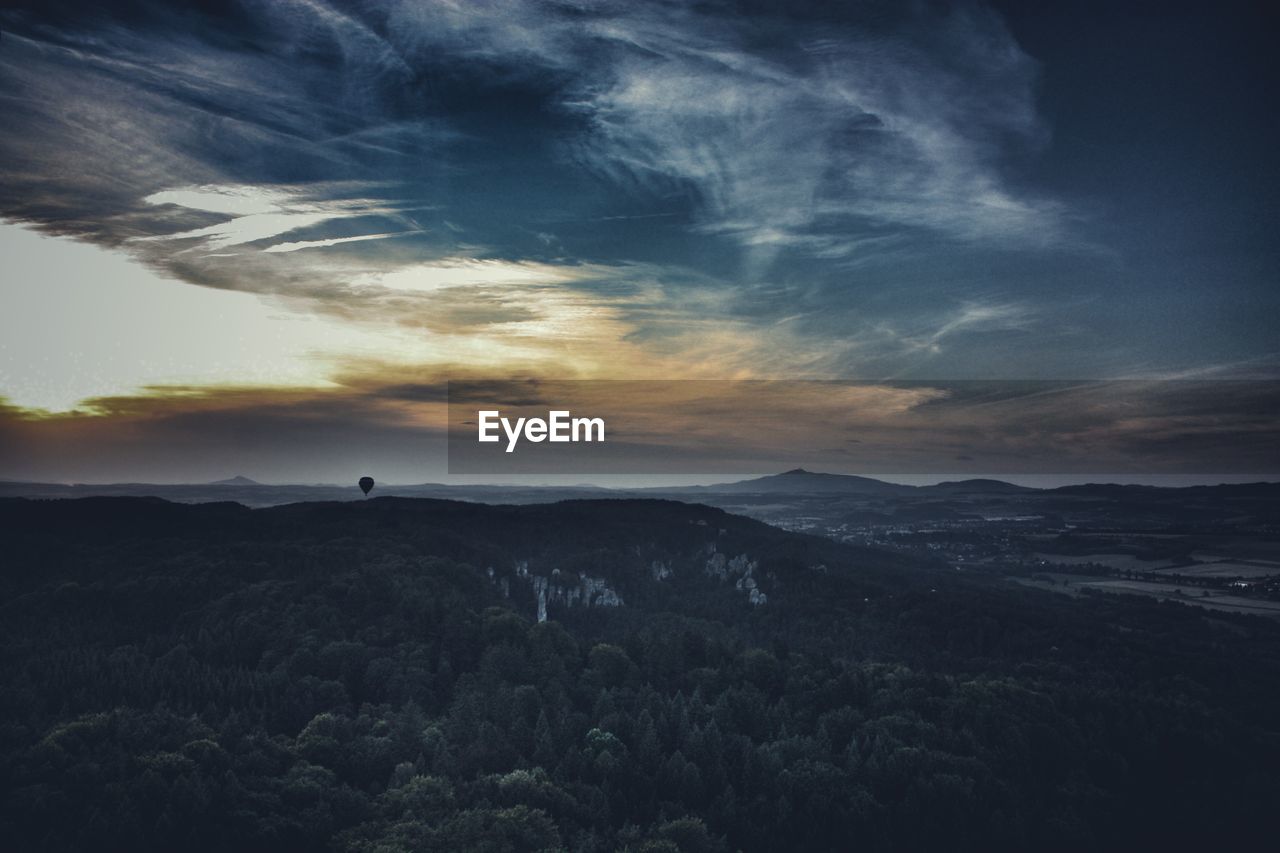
[2,497,1278,851]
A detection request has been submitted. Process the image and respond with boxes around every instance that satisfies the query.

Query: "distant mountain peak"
[209,475,261,486]
[681,469,917,496]
[926,478,1033,494]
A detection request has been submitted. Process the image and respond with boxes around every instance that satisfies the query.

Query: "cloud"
[356,259,593,292]
[0,0,1086,424]
[377,1,1067,260]
[262,232,417,253]
[566,2,1064,263]
[136,184,423,251]
[0,385,449,484]
[0,1,1067,262]
[899,301,1038,355]
[4,378,1277,484]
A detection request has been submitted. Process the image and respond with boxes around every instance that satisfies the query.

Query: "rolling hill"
[2,496,1279,851]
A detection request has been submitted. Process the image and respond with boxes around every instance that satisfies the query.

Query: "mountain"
[208,475,261,486]
[657,468,920,497]
[1050,481,1280,499]
[925,478,1037,495]
[0,496,927,621]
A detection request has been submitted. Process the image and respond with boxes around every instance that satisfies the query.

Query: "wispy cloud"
[0,1,1068,259]
[136,184,419,251]
[262,231,417,253]
[378,1,1068,260]
[898,301,1038,355]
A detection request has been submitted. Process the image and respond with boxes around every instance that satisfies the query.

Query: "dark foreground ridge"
[2,497,1279,851]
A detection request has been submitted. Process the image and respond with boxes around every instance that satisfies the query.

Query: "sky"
[0,0,1276,484]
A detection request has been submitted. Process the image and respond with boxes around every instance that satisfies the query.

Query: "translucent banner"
[446,379,1280,475]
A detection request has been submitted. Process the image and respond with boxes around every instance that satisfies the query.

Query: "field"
[1031,552,1179,571]
[1017,574,1280,617]
[1155,561,1280,579]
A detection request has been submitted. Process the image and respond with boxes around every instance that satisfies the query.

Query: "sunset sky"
[1,1,1276,483]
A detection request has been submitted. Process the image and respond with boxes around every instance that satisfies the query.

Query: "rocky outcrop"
[490,543,765,622]
[705,545,768,606]
[531,569,624,622]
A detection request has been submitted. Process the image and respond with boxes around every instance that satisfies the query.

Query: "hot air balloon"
[358,476,375,496]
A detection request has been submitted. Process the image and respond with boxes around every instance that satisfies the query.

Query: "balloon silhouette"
[358,476,375,496]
